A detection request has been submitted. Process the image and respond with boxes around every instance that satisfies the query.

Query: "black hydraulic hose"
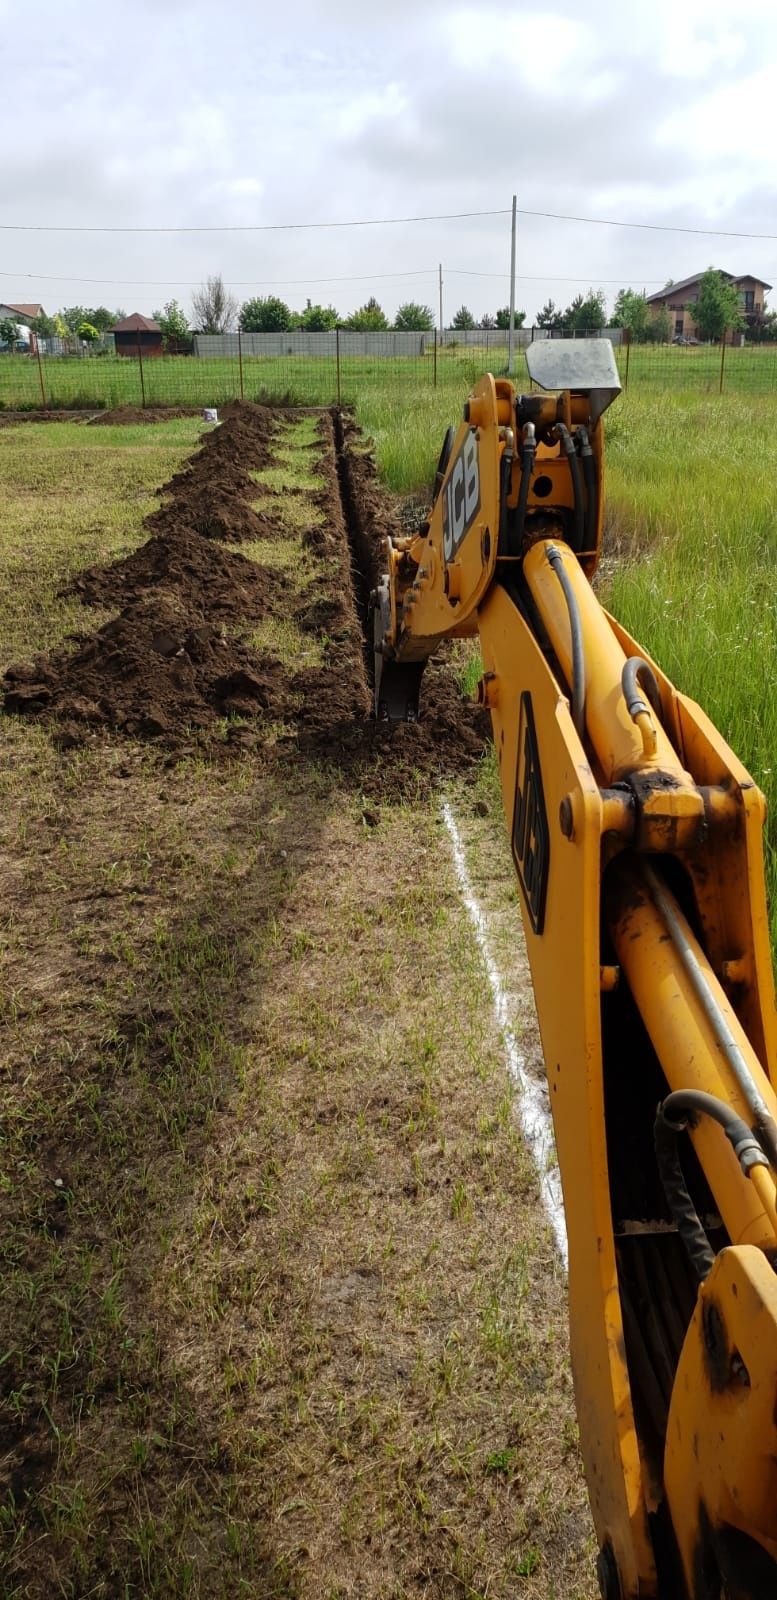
[556,423,585,553]
[654,1089,771,1282]
[546,544,586,742]
[654,1103,716,1283]
[497,428,514,557]
[622,655,662,721]
[510,422,535,555]
[576,425,597,554]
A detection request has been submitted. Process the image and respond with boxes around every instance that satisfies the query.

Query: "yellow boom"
[372,342,777,1599]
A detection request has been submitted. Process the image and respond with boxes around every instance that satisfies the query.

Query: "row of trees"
[183,276,528,336]
[12,270,775,352]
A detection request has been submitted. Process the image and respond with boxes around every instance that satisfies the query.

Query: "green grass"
[599,390,777,940]
[3,340,777,425]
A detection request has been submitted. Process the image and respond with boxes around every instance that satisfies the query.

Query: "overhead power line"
[0,204,775,240]
[0,266,666,290]
[0,208,510,235]
[0,267,439,289]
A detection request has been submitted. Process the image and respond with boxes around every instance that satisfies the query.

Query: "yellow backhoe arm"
[372,342,777,1599]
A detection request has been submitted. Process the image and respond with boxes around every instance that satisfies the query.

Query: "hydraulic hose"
[576,425,597,554]
[556,423,585,554]
[655,1089,775,1280]
[510,421,536,555]
[546,544,586,742]
[654,1101,716,1283]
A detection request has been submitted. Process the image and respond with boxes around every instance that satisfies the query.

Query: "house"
[0,302,44,325]
[646,272,770,343]
[111,312,163,358]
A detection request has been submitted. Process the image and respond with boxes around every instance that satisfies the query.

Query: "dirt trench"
[2,402,490,793]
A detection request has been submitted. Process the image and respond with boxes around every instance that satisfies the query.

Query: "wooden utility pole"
[507,194,517,375]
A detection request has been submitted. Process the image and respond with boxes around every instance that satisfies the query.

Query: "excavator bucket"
[371,574,425,721]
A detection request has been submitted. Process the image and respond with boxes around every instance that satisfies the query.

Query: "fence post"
[335,327,341,407]
[136,336,146,408]
[719,334,726,395]
[35,338,46,408]
[433,327,438,388]
[237,327,244,402]
[624,327,631,391]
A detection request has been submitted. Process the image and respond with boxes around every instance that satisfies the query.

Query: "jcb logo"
[442,430,480,562]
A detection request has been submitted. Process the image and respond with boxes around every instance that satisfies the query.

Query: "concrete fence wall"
[192,327,622,359]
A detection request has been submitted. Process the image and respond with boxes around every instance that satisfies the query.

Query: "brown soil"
[4,597,287,744]
[2,402,491,794]
[88,405,201,425]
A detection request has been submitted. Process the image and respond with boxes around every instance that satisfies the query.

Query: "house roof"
[647,270,771,304]
[111,313,162,334]
[2,302,43,319]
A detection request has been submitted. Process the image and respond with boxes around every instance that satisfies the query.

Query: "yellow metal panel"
[477,580,656,1597]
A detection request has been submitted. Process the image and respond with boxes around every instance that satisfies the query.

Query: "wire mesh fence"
[3,329,777,413]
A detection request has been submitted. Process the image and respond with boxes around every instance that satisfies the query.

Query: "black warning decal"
[512,692,550,935]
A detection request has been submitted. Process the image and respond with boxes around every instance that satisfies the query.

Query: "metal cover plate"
[525,338,621,421]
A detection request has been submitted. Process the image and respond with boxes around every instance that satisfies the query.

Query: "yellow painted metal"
[608,859,777,1250]
[476,579,656,1596]
[381,362,777,1595]
[664,1245,777,1592]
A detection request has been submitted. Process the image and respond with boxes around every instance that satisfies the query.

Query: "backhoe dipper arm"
[372,342,777,1599]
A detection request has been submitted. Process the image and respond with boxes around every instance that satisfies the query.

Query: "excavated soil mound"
[66,527,287,620]
[4,597,288,745]
[89,406,199,426]
[4,401,491,792]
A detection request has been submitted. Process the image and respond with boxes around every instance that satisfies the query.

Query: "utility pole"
[439,263,443,347]
[507,193,517,375]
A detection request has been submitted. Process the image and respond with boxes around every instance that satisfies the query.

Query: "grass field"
[2,380,776,1595]
[0,414,592,1598]
[2,339,777,414]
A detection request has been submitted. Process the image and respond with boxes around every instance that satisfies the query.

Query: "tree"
[344,297,389,331]
[152,299,191,351]
[78,321,100,343]
[60,305,121,334]
[690,269,744,342]
[452,305,476,330]
[536,299,563,331]
[293,300,339,331]
[645,307,672,344]
[191,274,238,334]
[565,289,606,333]
[239,295,292,332]
[31,311,57,339]
[0,316,18,351]
[394,301,434,331]
[480,312,497,329]
[495,306,526,329]
[611,289,650,341]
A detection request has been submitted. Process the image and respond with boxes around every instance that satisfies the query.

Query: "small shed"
[111,313,163,358]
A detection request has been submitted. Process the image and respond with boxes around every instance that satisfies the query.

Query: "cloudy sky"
[3,0,777,324]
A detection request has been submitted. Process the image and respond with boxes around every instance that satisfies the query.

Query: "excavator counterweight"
[372,343,777,1599]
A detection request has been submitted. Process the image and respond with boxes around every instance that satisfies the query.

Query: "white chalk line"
[441,800,568,1267]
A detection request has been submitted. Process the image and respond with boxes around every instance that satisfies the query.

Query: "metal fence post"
[433,327,438,388]
[336,327,341,407]
[624,327,631,391]
[35,339,46,408]
[136,336,146,408]
[719,335,726,395]
[238,327,244,401]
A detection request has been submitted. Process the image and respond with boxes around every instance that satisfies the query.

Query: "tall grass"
[603,391,777,941]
